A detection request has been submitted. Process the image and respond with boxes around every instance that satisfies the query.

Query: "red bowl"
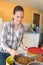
[27,47,43,56]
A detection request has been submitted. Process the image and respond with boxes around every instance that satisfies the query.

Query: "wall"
[23,33,39,47]
[40,12,43,25]
[0,0,39,24]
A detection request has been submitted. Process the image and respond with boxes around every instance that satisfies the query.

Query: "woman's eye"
[17,16,19,18]
[17,16,23,18]
[21,16,23,19]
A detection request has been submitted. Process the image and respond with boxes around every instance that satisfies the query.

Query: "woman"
[0,6,25,65]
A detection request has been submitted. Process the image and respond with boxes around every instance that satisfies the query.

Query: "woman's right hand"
[6,47,19,56]
[10,49,19,56]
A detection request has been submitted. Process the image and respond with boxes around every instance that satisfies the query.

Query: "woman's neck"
[14,24,20,31]
[13,20,21,31]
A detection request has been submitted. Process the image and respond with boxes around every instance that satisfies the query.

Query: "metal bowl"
[14,53,34,65]
[28,62,43,65]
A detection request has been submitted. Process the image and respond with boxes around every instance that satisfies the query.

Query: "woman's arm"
[19,25,25,49]
[1,23,19,55]
[1,23,8,50]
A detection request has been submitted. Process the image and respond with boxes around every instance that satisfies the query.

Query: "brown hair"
[13,6,24,14]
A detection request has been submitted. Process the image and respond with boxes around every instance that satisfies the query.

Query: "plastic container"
[6,56,14,65]
[27,47,43,57]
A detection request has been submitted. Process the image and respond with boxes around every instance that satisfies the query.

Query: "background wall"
[0,0,39,24]
[40,12,43,25]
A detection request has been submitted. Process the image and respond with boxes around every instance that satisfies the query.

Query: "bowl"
[27,47,43,57]
[6,56,14,65]
[28,62,43,65]
[35,54,43,62]
[14,53,34,65]
[27,52,37,57]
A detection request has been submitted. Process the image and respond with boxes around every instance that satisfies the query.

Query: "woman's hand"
[10,49,19,56]
[20,43,25,49]
[20,42,28,50]
[6,47,19,56]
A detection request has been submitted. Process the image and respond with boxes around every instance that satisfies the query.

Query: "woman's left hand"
[20,43,25,49]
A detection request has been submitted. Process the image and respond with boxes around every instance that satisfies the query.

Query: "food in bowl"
[35,54,43,62]
[10,62,15,65]
[14,54,34,65]
[16,56,32,65]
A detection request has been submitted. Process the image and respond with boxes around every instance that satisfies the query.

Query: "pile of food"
[35,54,43,62]
[10,62,15,65]
[15,56,32,65]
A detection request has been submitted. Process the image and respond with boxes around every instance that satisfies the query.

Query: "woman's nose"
[18,18,21,22]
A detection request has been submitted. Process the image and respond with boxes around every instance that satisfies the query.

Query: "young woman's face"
[13,11,24,25]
